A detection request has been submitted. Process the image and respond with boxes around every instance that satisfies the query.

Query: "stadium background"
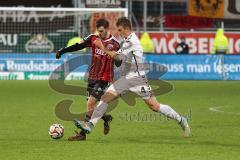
[0,0,240,80]
[0,1,240,160]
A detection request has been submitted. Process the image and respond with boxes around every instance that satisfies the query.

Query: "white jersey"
[117,32,145,78]
[107,32,152,100]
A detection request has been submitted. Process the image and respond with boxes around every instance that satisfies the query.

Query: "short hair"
[116,17,132,30]
[96,18,109,29]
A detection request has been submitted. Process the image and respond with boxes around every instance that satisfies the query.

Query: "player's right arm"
[93,38,123,67]
[56,35,93,59]
[108,40,135,65]
[107,51,122,67]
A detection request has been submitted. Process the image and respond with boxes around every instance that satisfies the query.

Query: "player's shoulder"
[103,35,119,43]
[111,36,121,45]
[104,35,121,49]
[125,32,140,46]
[83,34,99,41]
[126,32,138,41]
[125,32,140,45]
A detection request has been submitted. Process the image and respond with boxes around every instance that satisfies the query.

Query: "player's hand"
[94,38,105,51]
[107,51,116,58]
[56,51,62,59]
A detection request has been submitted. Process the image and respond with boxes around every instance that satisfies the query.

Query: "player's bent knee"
[101,90,118,103]
[148,104,159,112]
[144,97,160,112]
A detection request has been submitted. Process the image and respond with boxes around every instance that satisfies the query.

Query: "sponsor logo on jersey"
[106,44,114,50]
[95,48,106,56]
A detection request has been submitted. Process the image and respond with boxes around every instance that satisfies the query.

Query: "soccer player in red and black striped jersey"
[56,18,120,141]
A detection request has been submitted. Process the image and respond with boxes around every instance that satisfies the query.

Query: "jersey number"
[141,87,146,93]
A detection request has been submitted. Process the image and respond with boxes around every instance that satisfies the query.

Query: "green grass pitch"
[0,80,240,160]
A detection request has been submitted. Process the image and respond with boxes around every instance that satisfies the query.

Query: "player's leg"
[144,96,190,137]
[129,75,190,137]
[69,80,114,140]
[68,82,97,141]
[90,80,114,135]
[86,95,98,120]
[85,80,97,120]
[74,77,129,133]
[144,96,182,121]
[74,89,118,133]
[89,77,131,127]
[90,90,118,124]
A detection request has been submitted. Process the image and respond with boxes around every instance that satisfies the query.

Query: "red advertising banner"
[165,15,213,28]
[146,32,240,54]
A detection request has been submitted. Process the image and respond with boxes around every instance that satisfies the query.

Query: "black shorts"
[87,80,109,100]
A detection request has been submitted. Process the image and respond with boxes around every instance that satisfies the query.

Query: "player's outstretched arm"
[56,42,88,59]
[56,34,95,59]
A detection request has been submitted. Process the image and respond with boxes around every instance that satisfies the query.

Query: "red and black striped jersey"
[83,34,120,82]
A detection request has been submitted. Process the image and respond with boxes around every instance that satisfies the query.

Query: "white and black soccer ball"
[49,124,64,139]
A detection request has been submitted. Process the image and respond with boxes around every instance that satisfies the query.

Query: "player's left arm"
[56,35,93,59]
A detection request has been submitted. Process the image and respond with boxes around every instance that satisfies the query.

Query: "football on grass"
[49,124,64,139]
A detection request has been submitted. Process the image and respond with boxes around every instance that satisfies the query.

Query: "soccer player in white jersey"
[74,17,191,138]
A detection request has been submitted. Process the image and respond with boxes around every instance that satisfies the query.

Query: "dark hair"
[96,18,109,29]
[116,17,132,30]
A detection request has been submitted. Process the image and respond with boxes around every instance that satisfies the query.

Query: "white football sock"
[90,101,108,126]
[158,104,182,122]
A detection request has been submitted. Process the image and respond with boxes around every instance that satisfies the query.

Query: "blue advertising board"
[144,54,223,80]
[224,55,240,80]
[0,53,239,80]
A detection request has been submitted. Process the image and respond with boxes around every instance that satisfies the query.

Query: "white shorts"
[107,75,152,100]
